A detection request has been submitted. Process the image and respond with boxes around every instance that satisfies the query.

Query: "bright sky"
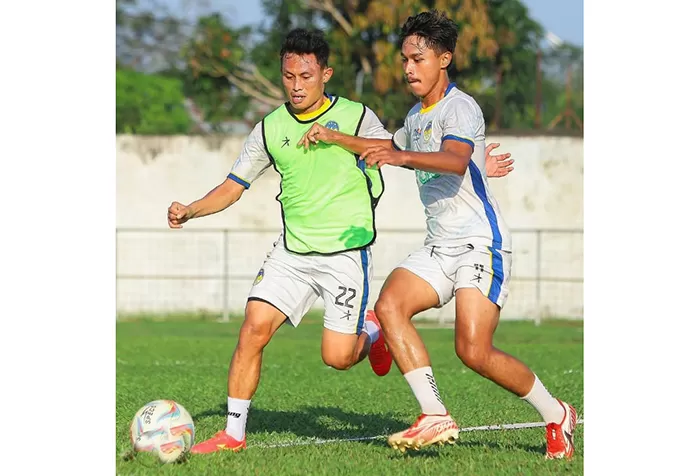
[165,0,583,46]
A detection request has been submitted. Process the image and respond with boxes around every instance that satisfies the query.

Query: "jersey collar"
[419,82,457,114]
[285,94,338,123]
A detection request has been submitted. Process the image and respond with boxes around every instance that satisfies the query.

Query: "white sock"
[521,375,565,424]
[225,397,251,440]
[362,319,380,344]
[404,367,448,415]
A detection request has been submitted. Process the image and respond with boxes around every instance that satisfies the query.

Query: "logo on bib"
[325,120,340,131]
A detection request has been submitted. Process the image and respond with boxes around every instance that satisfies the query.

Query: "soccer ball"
[129,400,195,464]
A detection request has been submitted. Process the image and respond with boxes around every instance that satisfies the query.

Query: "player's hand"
[298,122,334,149]
[167,201,192,229]
[485,142,514,178]
[360,146,406,168]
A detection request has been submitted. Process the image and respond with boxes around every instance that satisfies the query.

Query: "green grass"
[116,313,583,475]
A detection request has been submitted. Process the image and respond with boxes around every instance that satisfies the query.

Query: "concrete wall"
[116,134,583,320]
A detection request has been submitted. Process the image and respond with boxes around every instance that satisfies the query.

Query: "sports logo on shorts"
[253,269,264,285]
[423,121,433,142]
[325,120,340,131]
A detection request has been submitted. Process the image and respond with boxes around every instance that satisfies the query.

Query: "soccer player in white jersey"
[299,10,577,460]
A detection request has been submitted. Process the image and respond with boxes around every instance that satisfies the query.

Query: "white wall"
[116,134,583,320]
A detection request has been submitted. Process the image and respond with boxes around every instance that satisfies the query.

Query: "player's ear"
[440,51,452,70]
[322,66,334,83]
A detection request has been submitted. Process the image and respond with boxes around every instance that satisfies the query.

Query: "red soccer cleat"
[190,430,246,455]
[545,400,578,460]
[366,310,392,376]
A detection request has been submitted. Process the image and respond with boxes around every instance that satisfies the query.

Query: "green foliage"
[116,69,192,134]
[540,43,583,130]
[182,14,273,129]
[246,0,562,131]
[115,0,583,134]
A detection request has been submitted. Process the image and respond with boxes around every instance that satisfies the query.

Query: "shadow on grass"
[455,438,544,455]
[194,403,405,446]
[383,435,544,459]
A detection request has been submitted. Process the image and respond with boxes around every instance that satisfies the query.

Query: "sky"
[166,0,583,46]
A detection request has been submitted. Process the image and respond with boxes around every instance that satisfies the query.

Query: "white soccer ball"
[129,399,195,464]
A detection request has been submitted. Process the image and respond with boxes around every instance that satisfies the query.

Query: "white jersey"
[392,84,511,251]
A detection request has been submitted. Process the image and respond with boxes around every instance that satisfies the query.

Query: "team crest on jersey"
[416,170,441,184]
[423,121,433,142]
[325,120,340,131]
[253,269,264,285]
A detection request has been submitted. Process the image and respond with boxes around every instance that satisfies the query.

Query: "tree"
[289,0,543,129]
[541,42,583,131]
[119,0,579,134]
[184,14,286,109]
[182,13,290,128]
[116,69,192,134]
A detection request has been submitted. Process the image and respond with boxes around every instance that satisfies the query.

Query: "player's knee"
[322,352,354,371]
[374,294,402,323]
[455,339,489,373]
[239,316,275,349]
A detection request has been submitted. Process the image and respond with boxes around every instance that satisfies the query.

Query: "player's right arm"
[298,123,390,154]
[167,121,272,229]
[298,107,396,154]
[167,179,245,229]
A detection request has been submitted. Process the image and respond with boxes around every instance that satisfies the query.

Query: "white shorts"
[248,237,373,335]
[398,243,512,308]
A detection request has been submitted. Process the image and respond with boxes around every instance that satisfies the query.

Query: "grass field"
[116,313,583,475]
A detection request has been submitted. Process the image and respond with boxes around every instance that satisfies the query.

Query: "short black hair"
[399,10,459,56]
[279,28,330,68]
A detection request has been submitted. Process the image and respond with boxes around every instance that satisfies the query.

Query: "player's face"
[401,35,452,98]
[281,53,333,113]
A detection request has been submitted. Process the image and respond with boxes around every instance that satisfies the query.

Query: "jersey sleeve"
[357,107,393,140]
[391,126,409,151]
[439,98,484,150]
[228,121,272,189]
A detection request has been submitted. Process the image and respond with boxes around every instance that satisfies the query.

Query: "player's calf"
[454,288,536,396]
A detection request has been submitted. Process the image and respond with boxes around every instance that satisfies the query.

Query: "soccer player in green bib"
[167,28,513,454]
[167,28,393,453]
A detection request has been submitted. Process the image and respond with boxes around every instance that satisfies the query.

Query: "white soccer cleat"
[388,413,459,452]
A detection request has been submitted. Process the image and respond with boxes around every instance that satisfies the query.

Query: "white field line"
[251,418,584,449]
